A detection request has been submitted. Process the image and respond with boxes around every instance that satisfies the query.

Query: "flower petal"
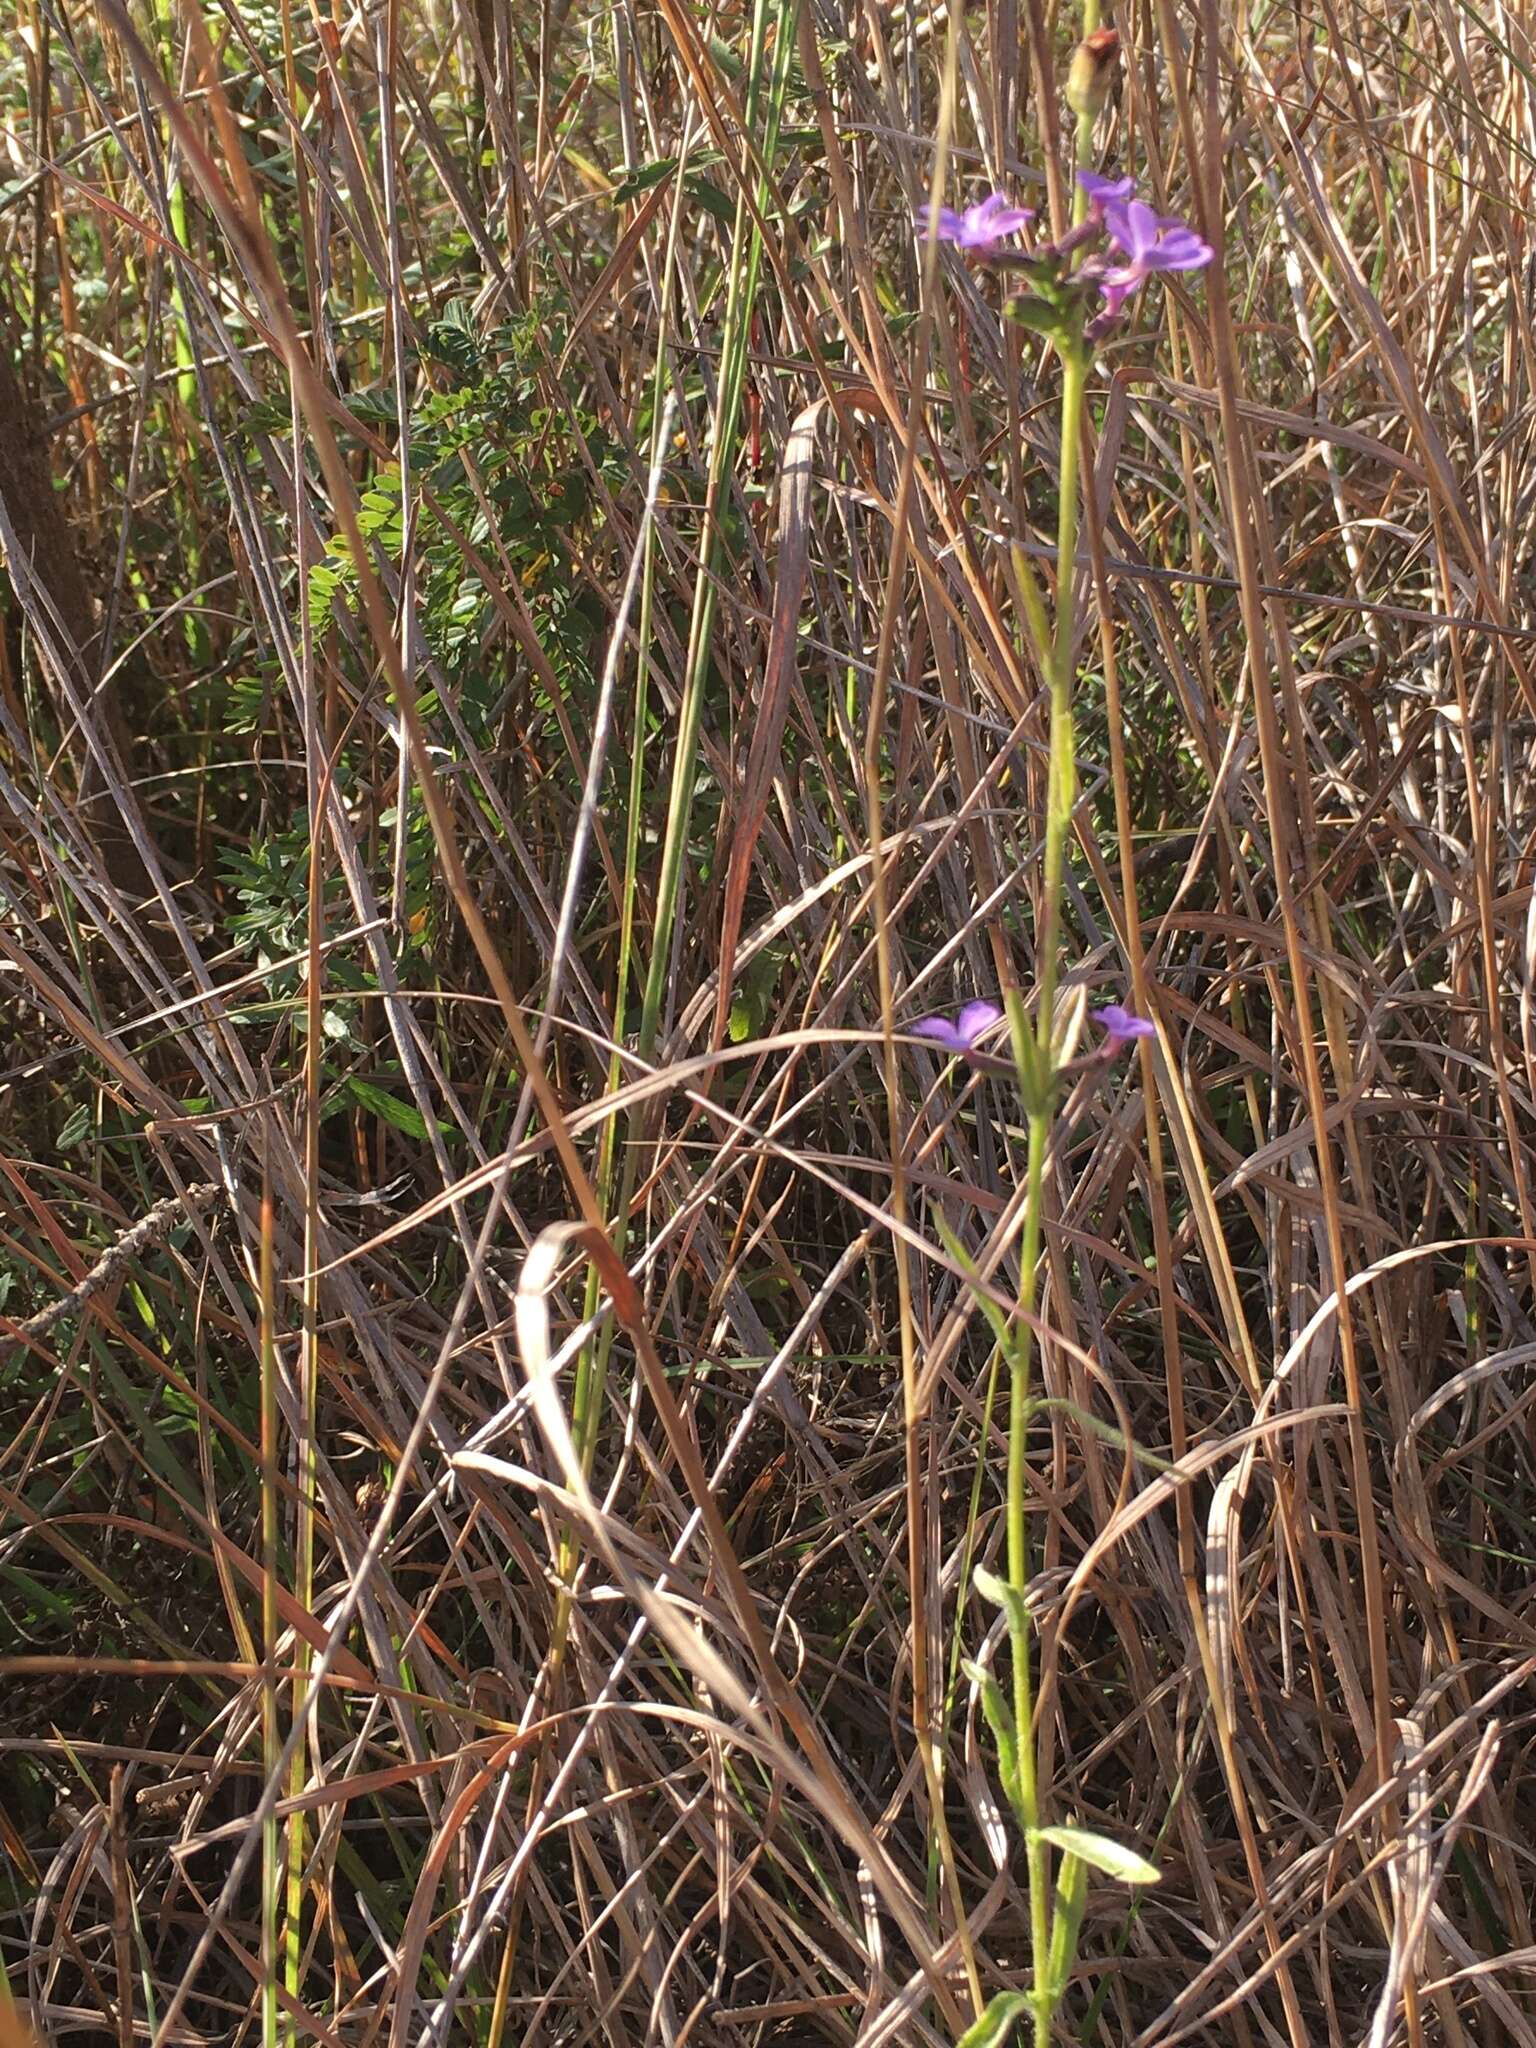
[1149,227,1213,271]
[1078,170,1136,209]
[1114,199,1162,262]
[955,999,1005,1046]
[916,206,967,243]
[912,1015,965,1050]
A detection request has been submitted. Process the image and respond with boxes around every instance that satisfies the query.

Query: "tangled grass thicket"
[3,0,1536,2041]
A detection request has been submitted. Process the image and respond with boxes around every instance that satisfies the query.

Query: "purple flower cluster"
[1078,171,1214,324]
[910,997,1153,1060]
[915,169,1213,337]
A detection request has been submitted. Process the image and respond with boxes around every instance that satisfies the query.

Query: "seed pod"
[1065,27,1121,122]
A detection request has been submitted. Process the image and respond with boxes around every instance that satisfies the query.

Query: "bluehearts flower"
[1092,1003,1156,1048]
[1001,171,1213,345]
[1094,196,1213,314]
[911,999,1006,1054]
[917,192,1034,257]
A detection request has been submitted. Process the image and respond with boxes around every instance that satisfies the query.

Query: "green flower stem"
[1005,336,1089,2048]
[1009,1110,1052,2045]
[1034,344,1087,1080]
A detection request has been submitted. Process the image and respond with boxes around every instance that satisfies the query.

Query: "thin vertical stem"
[1070,0,1102,215]
[258,1187,279,2048]
[579,0,795,1481]
[1007,333,1088,2048]
[1008,1112,1052,2047]
[1032,348,1087,1071]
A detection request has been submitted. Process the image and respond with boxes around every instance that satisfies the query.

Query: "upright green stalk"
[1031,347,1088,1062]
[985,38,1104,2028]
[1007,1113,1051,2047]
[999,340,1087,2046]
[567,360,674,1490]
[948,16,1181,2039]
[552,357,675,1657]
[150,0,198,414]
[1070,1,1103,193]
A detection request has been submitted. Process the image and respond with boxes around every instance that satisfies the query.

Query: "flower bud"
[1065,27,1120,122]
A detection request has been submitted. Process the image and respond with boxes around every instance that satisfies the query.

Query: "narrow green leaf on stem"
[1035,1824,1162,1886]
[955,1990,1032,2048]
[1044,1849,1089,2006]
[963,1657,1025,1827]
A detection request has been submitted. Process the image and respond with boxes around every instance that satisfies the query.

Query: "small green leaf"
[421,300,481,382]
[963,1658,1024,1826]
[611,156,677,205]
[1004,295,1073,339]
[1034,1824,1161,1886]
[346,387,400,427]
[955,1990,1031,2048]
[57,1102,93,1151]
[1044,1848,1089,2003]
[973,1564,1032,1659]
[1028,1397,1173,1472]
[686,173,737,227]
[932,1215,1016,1357]
[344,1078,445,1141]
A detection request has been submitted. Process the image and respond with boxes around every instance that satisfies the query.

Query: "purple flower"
[917,191,1034,257]
[1077,169,1136,219]
[1094,197,1213,313]
[1093,1003,1156,1048]
[911,999,1005,1054]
